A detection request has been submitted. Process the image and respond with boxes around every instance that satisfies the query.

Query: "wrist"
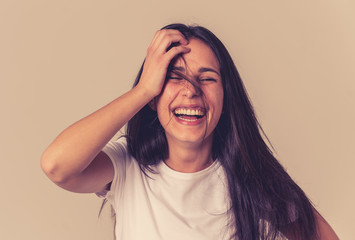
[134,83,158,100]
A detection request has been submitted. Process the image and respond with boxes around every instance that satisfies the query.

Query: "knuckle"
[155,29,162,36]
[158,29,167,37]
[156,55,164,64]
[147,45,156,55]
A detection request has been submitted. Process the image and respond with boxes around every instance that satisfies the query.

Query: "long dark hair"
[126,24,317,239]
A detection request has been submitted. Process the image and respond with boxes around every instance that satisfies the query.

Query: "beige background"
[1,0,354,239]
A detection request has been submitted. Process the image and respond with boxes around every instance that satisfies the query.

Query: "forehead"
[173,38,220,72]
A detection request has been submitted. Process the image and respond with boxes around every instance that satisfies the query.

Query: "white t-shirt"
[97,138,233,240]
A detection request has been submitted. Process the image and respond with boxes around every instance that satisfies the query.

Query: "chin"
[167,130,213,146]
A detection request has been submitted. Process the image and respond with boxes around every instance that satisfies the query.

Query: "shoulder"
[103,137,128,156]
[102,137,134,167]
[101,137,137,184]
[96,137,137,199]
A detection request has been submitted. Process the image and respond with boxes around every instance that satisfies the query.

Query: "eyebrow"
[199,67,220,76]
[170,66,220,76]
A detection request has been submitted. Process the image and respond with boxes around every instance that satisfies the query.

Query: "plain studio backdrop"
[1,1,354,239]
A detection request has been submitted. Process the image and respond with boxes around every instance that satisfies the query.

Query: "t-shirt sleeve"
[95,137,130,210]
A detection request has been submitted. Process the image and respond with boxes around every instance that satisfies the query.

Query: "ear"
[148,98,157,111]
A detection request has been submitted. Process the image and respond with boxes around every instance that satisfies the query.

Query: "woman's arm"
[313,209,339,240]
[280,209,339,240]
[40,86,155,193]
[40,29,190,193]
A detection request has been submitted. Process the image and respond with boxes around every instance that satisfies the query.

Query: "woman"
[41,24,338,239]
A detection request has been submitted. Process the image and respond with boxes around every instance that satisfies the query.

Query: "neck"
[164,136,214,173]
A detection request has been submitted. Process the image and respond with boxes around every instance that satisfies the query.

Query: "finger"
[161,35,189,54]
[164,46,191,62]
[150,30,188,54]
[147,31,181,56]
[154,29,188,45]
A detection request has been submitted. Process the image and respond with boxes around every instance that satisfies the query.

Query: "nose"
[181,80,200,98]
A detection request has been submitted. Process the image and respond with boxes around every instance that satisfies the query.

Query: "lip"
[173,114,206,126]
[171,104,207,126]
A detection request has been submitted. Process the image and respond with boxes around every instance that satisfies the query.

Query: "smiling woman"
[154,39,224,171]
[40,23,339,240]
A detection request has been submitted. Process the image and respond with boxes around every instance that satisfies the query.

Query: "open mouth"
[173,107,206,122]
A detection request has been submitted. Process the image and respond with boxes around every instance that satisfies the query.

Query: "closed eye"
[167,76,183,80]
[199,78,217,82]
[166,71,183,80]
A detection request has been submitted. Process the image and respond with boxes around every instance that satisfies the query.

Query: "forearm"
[41,85,152,183]
[41,29,190,185]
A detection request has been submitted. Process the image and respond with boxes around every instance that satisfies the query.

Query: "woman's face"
[155,38,224,147]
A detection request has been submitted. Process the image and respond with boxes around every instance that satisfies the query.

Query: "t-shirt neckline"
[158,159,220,180]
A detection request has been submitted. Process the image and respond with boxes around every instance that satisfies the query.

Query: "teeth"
[174,108,204,116]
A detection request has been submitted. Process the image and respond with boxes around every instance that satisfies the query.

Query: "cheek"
[216,89,224,112]
[205,88,224,115]
[159,82,183,103]
[156,84,179,117]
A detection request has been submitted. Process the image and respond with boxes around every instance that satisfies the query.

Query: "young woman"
[41,24,338,240]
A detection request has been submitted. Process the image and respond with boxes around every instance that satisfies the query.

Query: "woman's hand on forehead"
[137,29,191,99]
